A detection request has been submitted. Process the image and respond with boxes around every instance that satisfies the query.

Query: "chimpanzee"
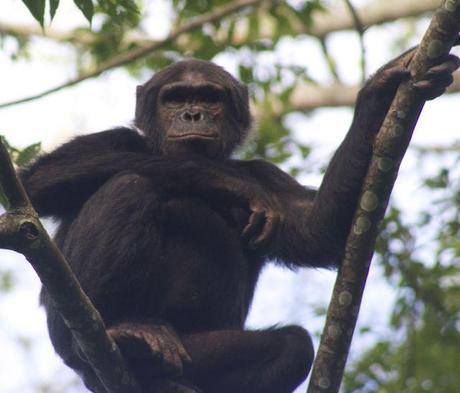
[20,50,459,393]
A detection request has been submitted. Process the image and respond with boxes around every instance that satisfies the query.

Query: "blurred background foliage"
[1,0,459,392]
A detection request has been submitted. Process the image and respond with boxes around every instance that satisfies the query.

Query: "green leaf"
[74,0,94,23]
[50,0,60,21]
[22,0,46,27]
[16,143,41,167]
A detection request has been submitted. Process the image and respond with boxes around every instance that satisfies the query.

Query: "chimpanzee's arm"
[20,128,258,218]
[20,126,263,219]
[227,57,412,268]
[238,49,459,268]
[20,127,150,216]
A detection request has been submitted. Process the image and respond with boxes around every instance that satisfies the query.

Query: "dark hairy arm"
[224,61,412,268]
[20,127,151,216]
[20,127,262,221]
[236,49,459,268]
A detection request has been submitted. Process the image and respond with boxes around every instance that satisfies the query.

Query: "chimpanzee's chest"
[149,197,258,330]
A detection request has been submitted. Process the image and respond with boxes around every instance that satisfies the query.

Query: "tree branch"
[254,71,460,117]
[413,142,460,154]
[0,138,141,393]
[310,0,439,38]
[0,0,274,110]
[343,0,367,82]
[318,38,341,82]
[307,1,460,392]
[0,0,439,45]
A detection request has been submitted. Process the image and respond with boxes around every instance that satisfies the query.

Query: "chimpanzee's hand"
[241,190,284,249]
[366,46,459,100]
[108,322,191,377]
[353,45,460,140]
[413,53,460,100]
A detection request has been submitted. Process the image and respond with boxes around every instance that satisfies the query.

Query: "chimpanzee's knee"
[277,325,314,388]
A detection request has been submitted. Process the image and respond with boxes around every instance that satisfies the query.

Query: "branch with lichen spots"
[307,1,460,392]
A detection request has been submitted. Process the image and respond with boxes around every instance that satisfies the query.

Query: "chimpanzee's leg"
[181,325,314,393]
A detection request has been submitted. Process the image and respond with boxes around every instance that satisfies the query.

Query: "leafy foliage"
[21,0,46,26]
[20,0,139,26]
[75,0,94,23]
[50,0,59,20]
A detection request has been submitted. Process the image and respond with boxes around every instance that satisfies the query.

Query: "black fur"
[20,54,458,393]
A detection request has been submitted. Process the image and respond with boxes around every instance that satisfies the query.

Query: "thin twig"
[343,0,367,83]
[413,142,460,154]
[0,0,439,45]
[0,0,274,110]
[318,38,340,82]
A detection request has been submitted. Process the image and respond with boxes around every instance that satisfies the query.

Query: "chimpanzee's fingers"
[177,345,192,365]
[155,334,183,376]
[161,325,192,364]
[161,348,183,376]
[412,84,446,100]
[370,66,410,93]
[242,211,265,243]
[426,54,460,77]
[411,55,459,100]
[250,213,280,249]
[413,77,452,90]
[380,66,411,84]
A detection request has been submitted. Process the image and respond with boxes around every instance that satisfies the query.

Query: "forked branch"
[0,138,141,393]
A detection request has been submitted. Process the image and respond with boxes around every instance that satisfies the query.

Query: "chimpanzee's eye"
[198,87,225,103]
[162,88,187,104]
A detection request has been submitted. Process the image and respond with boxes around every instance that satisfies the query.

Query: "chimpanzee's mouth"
[168,133,218,140]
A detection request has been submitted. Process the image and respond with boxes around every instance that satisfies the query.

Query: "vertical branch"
[343,0,367,83]
[307,1,460,392]
[0,138,141,393]
[319,37,341,82]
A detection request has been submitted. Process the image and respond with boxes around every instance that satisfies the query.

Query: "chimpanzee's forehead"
[177,61,238,85]
[142,59,244,92]
[180,71,208,82]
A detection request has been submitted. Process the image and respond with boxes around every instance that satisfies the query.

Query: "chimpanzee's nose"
[181,111,204,122]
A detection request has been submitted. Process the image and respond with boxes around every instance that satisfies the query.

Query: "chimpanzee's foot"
[108,322,191,376]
